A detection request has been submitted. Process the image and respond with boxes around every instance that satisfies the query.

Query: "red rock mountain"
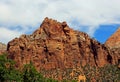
[105,27,120,66]
[105,27,120,49]
[7,18,115,72]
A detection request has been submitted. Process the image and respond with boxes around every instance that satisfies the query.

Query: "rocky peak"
[105,27,120,49]
[105,27,120,66]
[7,17,115,79]
[33,17,71,40]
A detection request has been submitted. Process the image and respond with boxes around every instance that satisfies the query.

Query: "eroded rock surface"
[7,18,115,79]
[105,27,120,66]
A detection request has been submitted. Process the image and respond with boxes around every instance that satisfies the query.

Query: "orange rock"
[7,17,116,79]
[105,27,120,66]
[105,27,120,48]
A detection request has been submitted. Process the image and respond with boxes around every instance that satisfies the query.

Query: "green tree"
[22,62,44,82]
[0,54,22,82]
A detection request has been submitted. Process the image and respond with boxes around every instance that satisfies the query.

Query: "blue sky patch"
[94,24,120,43]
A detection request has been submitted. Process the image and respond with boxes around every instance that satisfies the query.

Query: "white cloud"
[0,27,21,44]
[0,0,120,43]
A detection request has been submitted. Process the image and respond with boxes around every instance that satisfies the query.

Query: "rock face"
[105,28,120,66]
[7,18,115,79]
[105,28,120,49]
[0,42,6,55]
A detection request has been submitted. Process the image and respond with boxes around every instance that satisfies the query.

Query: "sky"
[0,0,120,44]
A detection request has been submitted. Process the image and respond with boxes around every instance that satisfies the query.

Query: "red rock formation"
[105,27,120,66]
[105,27,120,49]
[7,18,115,78]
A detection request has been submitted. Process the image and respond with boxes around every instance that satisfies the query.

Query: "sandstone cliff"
[7,18,116,80]
[105,27,120,66]
[105,27,120,48]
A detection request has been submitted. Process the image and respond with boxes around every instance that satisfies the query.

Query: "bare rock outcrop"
[105,27,120,66]
[7,17,115,79]
[105,28,120,48]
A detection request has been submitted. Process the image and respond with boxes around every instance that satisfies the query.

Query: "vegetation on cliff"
[0,53,77,82]
[0,53,120,82]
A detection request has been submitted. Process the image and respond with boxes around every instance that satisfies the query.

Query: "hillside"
[6,18,119,80]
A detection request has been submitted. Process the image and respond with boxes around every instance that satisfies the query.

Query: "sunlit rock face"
[7,17,114,71]
[105,27,120,66]
[105,28,120,49]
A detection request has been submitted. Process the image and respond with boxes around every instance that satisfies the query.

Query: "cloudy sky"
[0,0,120,44]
